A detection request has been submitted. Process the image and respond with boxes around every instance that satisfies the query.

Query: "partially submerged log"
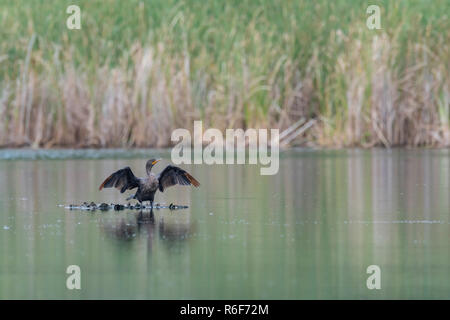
[59,202,188,211]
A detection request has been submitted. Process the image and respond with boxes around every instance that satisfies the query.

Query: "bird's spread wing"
[99,167,140,193]
[158,165,200,192]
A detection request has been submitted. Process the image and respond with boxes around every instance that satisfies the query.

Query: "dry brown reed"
[0,32,449,149]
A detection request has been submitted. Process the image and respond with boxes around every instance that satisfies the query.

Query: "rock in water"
[99,203,109,211]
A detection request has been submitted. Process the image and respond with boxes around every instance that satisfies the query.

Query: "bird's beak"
[152,159,161,165]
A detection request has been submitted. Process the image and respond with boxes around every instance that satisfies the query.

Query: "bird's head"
[146,158,161,174]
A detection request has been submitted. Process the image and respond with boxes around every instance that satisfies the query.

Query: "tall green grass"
[0,0,449,147]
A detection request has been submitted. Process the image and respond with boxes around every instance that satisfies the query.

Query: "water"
[0,149,448,299]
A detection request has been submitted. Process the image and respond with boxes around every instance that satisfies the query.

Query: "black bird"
[99,159,200,207]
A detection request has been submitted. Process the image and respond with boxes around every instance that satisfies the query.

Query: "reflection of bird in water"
[99,159,200,207]
[101,209,194,251]
[137,209,155,224]
[158,215,192,243]
[101,216,138,241]
[100,210,156,242]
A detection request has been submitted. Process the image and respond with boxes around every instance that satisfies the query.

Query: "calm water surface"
[0,149,448,299]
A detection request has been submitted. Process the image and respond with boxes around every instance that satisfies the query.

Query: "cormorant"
[99,159,200,207]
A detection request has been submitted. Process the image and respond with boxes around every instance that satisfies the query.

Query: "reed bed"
[0,0,449,148]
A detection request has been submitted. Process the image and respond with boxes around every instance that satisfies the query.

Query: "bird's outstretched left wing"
[158,165,200,192]
[99,167,140,193]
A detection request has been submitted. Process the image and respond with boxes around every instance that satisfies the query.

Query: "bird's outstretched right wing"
[99,167,140,193]
[158,165,200,192]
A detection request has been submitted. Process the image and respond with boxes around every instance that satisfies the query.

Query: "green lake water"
[0,149,448,299]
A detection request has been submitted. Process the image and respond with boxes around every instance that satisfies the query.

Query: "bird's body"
[99,159,200,206]
[132,174,159,203]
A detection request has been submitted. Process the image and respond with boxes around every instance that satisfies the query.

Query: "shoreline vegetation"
[0,0,449,149]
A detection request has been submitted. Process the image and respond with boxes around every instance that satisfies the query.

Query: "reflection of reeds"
[0,1,449,148]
